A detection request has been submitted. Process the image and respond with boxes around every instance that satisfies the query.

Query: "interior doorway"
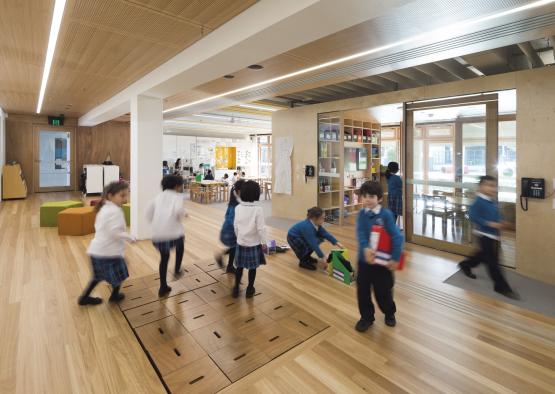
[33,126,76,192]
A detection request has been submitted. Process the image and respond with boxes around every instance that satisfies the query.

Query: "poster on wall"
[274,136,293,195]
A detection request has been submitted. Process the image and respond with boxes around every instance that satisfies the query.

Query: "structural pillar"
[130,95,163,239]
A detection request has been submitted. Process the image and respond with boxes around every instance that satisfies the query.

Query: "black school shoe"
[458,262,477,279]
[246,286,256,298]
[78,296,102,306]
[355,319,374,332]
[231,287,240,298]
[385,315,397,327]
[299,260,317,270]
[496,288,520,300]
[216,255,224,269]
[109,293,125,303]
[158,286,172,297]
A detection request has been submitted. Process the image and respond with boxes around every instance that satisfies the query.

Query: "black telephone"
[305,165,315,182]
[520,177,545,211]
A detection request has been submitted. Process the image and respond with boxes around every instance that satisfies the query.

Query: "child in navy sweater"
[287,207,344,270]
[216,179,246,273]
[355,181,403,331]
[459,176,518,299]
[385,161,402,225]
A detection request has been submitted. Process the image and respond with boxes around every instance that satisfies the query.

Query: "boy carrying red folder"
[355,181,404,332]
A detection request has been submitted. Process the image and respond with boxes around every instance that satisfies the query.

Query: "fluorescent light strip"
[36,0,67,114]
[164,0,555,114]
[239,103,280,111]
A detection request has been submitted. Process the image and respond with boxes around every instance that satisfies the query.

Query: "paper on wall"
[274,136,293,195]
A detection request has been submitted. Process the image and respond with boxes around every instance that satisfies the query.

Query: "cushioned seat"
[89,199,101,206]
[58,207,97,236]
[40,200,84,227]
[123,203,130,226]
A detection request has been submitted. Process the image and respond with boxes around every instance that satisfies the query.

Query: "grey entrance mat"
[444,265,555,318]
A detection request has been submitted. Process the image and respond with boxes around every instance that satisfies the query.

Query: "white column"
[130,95,163,239]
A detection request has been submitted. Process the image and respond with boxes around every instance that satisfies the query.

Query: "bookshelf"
[318,112,381,225]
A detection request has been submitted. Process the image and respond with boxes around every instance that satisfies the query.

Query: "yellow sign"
[215,146,237,169]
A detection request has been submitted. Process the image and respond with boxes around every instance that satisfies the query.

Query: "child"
[287,207,344,271]
[204,169,215,180]
[146,175,187,297]
[78,182,135,305]
[355,181,403,331]
[458,176,518,299]
[231,172,238,184]
[232,180,266,298]
[221,173,230,184]
[385,161,402,225]
[216,179,246,274]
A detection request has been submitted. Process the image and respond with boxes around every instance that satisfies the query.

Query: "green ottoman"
[40,200,84,227]
[123,203,130,226]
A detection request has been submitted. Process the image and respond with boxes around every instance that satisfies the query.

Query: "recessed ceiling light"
[36,0,67,114]
[247,64,264,70]
[163,0,555,114]
[223,75,235,79]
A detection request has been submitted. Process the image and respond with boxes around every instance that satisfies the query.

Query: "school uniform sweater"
[146,189,186,242]
[87,201,134,257]
[356,205,403,263]
[469,193,501,240]
[287,219,338,258]
[234,202,266,247]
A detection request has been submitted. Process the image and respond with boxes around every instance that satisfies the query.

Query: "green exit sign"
[48,116,64,126]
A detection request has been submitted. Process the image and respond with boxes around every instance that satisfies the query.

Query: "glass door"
[34,128,74,192]
[406,96,496,256]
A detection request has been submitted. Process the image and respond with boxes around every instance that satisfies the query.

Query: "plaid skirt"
[91,256,129,287]
[388,195,403,216]
[235,244,266,269]
[153,236,184,253]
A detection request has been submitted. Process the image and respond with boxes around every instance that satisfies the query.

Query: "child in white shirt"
[146,175,187,297]
[78,182,135,305]
[232,181,267,298]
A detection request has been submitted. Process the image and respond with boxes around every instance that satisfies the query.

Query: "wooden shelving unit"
[318,112,381,225]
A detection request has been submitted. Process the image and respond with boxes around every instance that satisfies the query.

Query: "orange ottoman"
[58,207,97,236]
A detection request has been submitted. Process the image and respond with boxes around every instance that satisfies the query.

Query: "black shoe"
[309,256,318,265]
[158,286,172,297]
[246,286,255,298]
[459,263,476,279]
[109,293,125,303]
[174,270,183,279]
[78,296,102,306]
[355,319,374,332]
[216,255,224,269]
[299,260,317,271]
[496,289,520,300]
[231,287,240,298]
[385,315,397,327]
[226,265,236,274]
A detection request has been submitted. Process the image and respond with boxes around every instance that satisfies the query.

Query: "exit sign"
[48,116,64,126]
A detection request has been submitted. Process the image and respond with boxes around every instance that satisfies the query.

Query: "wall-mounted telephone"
[520,177,545,211]
[305,165,315,182]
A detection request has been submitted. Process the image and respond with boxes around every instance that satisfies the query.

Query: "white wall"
[0,108,6,201]
[163,135,259,176]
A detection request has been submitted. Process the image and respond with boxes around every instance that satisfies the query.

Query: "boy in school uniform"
[355,181,403,332]
[459,175,518,299]
[287,207,344,270]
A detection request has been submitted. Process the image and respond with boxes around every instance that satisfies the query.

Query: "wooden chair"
[422,195,455,238]
[264,182,272,200]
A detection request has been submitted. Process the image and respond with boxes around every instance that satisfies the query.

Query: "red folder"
[371,225,405,270]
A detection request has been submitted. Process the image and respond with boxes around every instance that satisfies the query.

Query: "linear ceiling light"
[239,103,280,111]
[164,0,555,114]
[36,0,67,114]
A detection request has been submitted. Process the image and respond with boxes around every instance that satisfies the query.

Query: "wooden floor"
[1,193,554,393]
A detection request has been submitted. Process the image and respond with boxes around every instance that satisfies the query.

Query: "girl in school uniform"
[232,180,267,298]
[385,161,403,225]
[78,182,135,305]
[216,179,246,274]
[146,175,187,297]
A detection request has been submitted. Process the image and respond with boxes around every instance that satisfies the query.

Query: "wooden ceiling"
[0,0,257,116]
